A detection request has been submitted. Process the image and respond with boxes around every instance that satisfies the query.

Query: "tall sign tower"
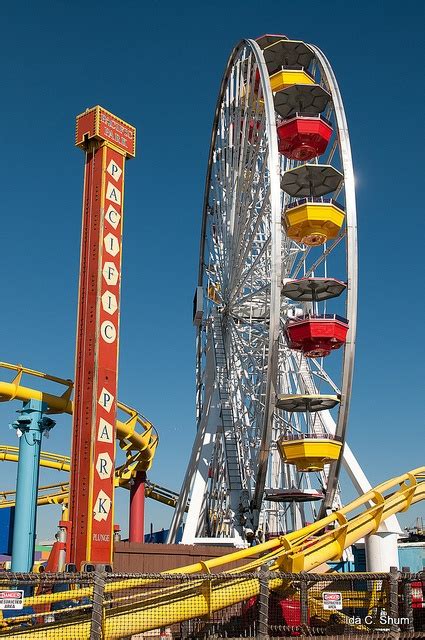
[69,106,136,568]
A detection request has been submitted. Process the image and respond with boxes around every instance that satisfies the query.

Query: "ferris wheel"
[168,35,393,545]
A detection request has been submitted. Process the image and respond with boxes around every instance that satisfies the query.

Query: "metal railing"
[286,313,349,324]
[277,112,334,128]
[285,197,345,212]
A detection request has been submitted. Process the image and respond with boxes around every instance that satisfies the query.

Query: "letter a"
[98,418,113,442]
[100,424,109,439]
[106,182,121,205]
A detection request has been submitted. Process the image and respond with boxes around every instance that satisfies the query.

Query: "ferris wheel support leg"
[167,334,218,544]
[129,471,146,543]
[365,532,399,571]
[180,388,221,544]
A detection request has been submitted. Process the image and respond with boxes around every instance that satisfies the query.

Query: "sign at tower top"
[75,106,136,158]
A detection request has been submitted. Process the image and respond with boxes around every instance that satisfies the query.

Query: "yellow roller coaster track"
[1,467,424,638]
[0,362,158,479]
[0,445,181,509]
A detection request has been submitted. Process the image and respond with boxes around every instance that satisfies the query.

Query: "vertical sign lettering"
[90,147,124,557]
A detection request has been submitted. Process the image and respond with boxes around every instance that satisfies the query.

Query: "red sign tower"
[69,106,136,568]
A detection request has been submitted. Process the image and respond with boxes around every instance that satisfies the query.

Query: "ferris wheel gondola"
[168,35,388,545]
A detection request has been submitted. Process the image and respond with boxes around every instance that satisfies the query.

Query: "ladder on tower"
[213,317,243,494]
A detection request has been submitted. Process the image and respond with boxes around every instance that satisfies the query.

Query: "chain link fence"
[0,571,94,638]
[0,568,423,638]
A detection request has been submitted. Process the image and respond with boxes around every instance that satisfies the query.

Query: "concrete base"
[365,531,399,571]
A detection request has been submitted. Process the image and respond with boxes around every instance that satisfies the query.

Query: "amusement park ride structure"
[0,34,417,583]
[0,107,158,572]
[168,36,401,564]
[70,106,136,568]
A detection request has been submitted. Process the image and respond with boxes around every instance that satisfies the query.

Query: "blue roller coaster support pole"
[10,400,55,572]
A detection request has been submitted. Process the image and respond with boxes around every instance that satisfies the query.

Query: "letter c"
[107,208,119,225]
[101,320,117,344]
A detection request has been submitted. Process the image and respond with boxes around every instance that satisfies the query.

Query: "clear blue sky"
[0,0,424,541]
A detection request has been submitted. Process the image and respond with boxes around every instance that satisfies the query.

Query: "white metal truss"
[168,37,399,545]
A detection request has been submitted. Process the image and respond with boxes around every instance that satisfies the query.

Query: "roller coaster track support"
[10,400,54,572]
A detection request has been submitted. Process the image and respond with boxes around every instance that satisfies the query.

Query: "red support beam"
[129,471,146,543]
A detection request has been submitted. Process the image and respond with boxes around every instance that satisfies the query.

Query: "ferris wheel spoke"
[230,225,271,301]
[231,282,271,308]
[227,324,268,418]
[301,231,346,278]
[288,246,311,279]
[229,155,269,277]
[229,163,270,281]
[224,55,263,274]
[208,230,226,287]
[229,60,262,228]
[228,320,266,377]
[309,358,342,394]
[231,236,271,303]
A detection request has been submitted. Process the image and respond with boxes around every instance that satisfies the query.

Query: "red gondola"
[277,115,333,160]
[286,315,348,357]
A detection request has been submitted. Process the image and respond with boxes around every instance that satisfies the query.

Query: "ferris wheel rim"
[197,43,242,287]
[308,43,358,513]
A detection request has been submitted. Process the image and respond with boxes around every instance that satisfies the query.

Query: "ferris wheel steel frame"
[168,37,399,545]
[307,43,357,516]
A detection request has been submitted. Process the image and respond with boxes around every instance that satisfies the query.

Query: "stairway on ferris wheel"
[213,319,243,494]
